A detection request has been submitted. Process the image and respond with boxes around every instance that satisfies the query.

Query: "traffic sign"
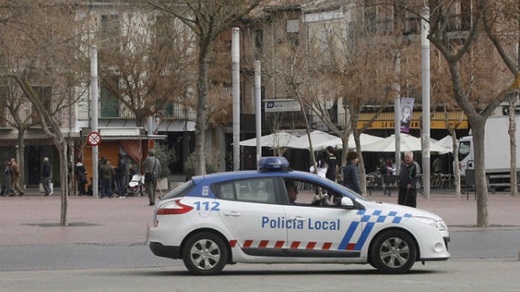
[87,131,102,146]
[264,99,301,112]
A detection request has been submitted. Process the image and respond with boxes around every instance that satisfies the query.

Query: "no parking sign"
[87,131,102,146]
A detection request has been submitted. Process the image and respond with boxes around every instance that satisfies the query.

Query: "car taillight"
[156,199,193,215]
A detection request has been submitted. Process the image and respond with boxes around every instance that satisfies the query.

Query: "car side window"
[216,183,235,200]
[285,179,341,207]
[215,178,276,204]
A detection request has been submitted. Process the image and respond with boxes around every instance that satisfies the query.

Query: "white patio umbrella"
[434,135,455,152]
[285,131,384,151]
[348,133,384,149]
[362,134,450,154]
[286,130,343,151]
[239,132,297,149]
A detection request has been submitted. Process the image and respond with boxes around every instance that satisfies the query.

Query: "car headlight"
[413,216,447,231]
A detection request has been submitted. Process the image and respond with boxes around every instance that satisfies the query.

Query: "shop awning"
[156,120,196,132]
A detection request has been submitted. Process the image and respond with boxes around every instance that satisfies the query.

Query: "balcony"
[99,99,196,121]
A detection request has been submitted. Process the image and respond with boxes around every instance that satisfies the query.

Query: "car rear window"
[161,180,195,200]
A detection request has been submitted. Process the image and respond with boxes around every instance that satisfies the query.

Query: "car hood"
[360,199,445,221]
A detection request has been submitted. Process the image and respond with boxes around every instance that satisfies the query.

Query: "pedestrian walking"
[324,146,338,182]
[378,157,387,176]
[343,151,362,195]
[116,153,128,198]
[398,151,421,208]
[10,158,24,196]
[1,160,14,196]
[41,157,53,196]
[99,160,114,198]
[86,177,94,196]
[309,153,329,204]
[142,149,161,206]
[309,152,327,178]
[75,160,87,196]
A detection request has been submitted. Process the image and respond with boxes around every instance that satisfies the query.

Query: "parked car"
[149,157,450,275]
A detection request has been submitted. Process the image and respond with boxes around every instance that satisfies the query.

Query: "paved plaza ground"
[0,187,519,246]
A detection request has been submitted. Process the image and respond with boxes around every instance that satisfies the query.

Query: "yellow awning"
[357,111,468,130]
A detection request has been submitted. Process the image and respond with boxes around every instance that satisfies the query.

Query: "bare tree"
[329,2,411,188]
[146,0,263,175]
[0,79,36,189]
[261,3,406,193]
[396,0,520,226]
[0,0,88,226]
[95,7,195,128]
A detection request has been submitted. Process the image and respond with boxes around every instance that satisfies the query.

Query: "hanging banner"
[400,97,415,133]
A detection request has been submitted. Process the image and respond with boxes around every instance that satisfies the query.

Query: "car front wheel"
[369,230,416,274]
[182,232,228,275]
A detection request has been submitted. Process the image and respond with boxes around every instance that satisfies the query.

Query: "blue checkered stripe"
[338,209,412,251]
[357,209,413,224]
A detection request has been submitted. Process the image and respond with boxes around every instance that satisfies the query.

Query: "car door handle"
[223,211,241,217]
[289,216,305,222]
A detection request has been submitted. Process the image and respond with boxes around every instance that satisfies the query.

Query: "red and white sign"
[87,131,102,146]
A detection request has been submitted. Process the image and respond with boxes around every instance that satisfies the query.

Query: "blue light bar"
[257,157,290,171]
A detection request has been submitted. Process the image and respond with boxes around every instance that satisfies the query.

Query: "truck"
[458,115,520,191]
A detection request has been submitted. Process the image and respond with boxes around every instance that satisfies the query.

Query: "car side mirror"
[340,197,356,209]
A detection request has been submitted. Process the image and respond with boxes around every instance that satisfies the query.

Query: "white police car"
[149,157,449,275]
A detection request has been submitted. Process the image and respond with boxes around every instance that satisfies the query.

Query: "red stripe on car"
[275,241,284,248]
[290,241,301,249]
[322,242,332,250]
[306,242,316,249]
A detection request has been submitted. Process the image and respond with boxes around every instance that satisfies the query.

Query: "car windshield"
[333,182,369,202]
[306,173,368,201]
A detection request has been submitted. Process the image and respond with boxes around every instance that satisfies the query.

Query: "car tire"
[369,230,416,274]
[182,232,228,275]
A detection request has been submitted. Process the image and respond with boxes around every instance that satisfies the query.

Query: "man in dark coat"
[75,161,87,196]
[41,157,53,196]
[116,154,129,197]
[398,151,421,208]
[324,146,338,182]
[99,160,114,198]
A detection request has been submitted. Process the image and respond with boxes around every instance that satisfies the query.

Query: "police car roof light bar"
[257,157,290,171]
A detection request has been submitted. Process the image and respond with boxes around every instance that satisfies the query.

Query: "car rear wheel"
[369,230,416,274]
[182,232,228,275]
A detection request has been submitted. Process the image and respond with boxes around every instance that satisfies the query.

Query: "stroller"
[127,174,145,196]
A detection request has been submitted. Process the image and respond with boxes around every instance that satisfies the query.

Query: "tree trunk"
[470,117,489,227]
[508,98,518,196]
[351,131,367,195]
[17,129,25,191]
[194,42,210,175]
[14,77,70,226]
[58,141,68,226]
[448,128,461,198]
